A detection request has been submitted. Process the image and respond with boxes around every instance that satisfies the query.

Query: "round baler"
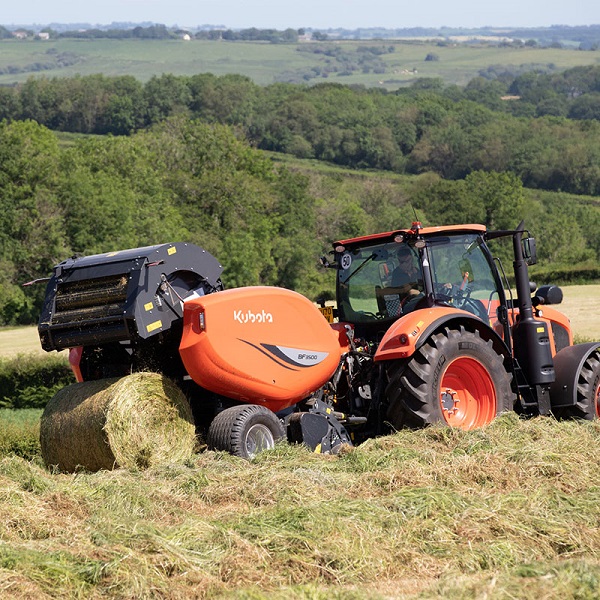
[35,224,600,469]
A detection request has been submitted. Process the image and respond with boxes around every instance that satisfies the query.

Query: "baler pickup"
[38,243,223,351]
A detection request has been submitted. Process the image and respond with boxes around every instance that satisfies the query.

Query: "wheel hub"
[440,389,459,414]
[244,423,275,458]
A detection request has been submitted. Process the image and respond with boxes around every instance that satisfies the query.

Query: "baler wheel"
[207,404,285,459]
[554,349,600,420]
[386,325,514,430]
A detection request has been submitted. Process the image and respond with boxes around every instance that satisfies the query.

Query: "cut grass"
[1,414,600,598]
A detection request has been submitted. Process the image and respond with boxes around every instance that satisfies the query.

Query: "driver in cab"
[391,246,422,295]
[376,246,424,318]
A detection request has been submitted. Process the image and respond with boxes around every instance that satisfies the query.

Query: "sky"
[3,0,600,30]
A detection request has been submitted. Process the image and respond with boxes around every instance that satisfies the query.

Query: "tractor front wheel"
[386,326,514,430]
[207,404,285,459]
[554,349,600,420]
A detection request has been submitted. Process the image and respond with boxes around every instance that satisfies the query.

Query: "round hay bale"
[40,372,196,472]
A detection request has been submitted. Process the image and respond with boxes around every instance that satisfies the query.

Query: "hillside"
[1,412,600,598]
[0,38,598,87]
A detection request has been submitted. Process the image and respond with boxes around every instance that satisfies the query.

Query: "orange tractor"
[37,223,600,458]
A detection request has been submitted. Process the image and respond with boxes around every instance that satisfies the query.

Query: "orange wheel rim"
[440,356,497,429]
[595,381,600,419]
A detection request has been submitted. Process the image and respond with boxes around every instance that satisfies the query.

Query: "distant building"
[12,30,28,39]
[181,33,191,41]
[37,32,50,40]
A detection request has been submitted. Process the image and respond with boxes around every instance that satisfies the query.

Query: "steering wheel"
[434,283,487,320]
[401,292,426,314]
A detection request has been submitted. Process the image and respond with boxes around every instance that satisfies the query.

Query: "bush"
[529,263,600,285]
[0,354,73,409]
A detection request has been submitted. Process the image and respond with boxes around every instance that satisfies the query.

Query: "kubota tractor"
[37,223,600,459]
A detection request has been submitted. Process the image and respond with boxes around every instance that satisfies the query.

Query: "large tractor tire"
[553,349,600,420]
[386,325,514,430]
[207,404,285,459]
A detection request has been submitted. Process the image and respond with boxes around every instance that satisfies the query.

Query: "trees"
[568,93,600,121]
[0,121,68,324]
[5,67,600,195]
[412,170,525,241]
[463,170,524,230]
[2,63,600,326]
[143,74,192,125]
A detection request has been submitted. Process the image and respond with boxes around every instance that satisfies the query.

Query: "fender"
[549,342,600,408]
[374,306,510,363]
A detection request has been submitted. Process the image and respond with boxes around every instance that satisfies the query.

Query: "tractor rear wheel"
[554,349,600,420]
[386,326,514,430]
[207,404,285,459]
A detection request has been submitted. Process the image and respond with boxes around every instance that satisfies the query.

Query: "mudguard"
[179,286,344,412]
[374,306,509,363]
[549,342,600,408]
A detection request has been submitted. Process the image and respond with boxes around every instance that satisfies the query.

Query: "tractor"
[36,223,600,460]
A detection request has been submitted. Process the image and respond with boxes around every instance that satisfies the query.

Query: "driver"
[391,246,421,292]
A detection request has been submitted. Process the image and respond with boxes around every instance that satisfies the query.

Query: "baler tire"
[207,404,285,459]
[554,349,600,420]
[386,325,514,430]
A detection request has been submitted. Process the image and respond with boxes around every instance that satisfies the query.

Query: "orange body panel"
[329,322,351,351]
[372,302,573,363]
[489,303,572,357]
[374,306,464,361]
[537,306,573,355]
[179,287,344,412]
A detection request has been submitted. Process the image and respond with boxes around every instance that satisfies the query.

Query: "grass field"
[1,38,599,87]
[0,408,41,460]
[0,326,52,358]
[1,413,600,598]
[2,284,598,358]
[1,287,599,596]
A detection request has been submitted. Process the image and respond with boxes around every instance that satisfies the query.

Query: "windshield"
[337,233,502,325]
[427,233,502,321]
[337,241,424,323]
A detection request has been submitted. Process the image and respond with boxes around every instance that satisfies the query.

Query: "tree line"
[2,66,600,195]
[0,25,305,43]
[1,115,598,327]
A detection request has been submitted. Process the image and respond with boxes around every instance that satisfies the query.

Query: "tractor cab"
[333,223,506,340]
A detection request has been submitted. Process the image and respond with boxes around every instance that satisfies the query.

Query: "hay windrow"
[40,372,195,472]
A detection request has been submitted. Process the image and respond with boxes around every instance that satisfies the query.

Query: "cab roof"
[334,224,487,247]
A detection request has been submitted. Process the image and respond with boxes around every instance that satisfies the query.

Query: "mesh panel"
[384,294,401,317]
[551,322,570,353]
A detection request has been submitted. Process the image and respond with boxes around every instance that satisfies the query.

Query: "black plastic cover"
[38,243,223,351]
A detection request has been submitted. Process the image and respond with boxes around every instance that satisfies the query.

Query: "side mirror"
[533,284,563,306]
[320,256,339,269]
[522,237,537,266]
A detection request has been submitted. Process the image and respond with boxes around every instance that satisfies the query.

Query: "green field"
[1,38,599,87]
